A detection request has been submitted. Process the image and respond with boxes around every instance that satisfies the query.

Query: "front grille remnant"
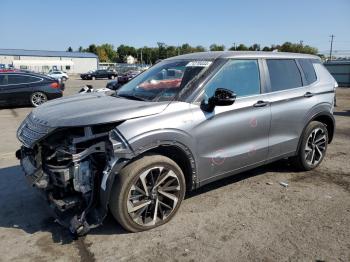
[17,113,52,148]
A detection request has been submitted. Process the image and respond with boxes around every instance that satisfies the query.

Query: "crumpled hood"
[31,93,169,127]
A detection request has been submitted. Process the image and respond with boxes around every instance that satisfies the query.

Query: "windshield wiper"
[116,93,147,101]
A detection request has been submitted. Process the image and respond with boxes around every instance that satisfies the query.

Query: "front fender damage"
[16,124,134,236]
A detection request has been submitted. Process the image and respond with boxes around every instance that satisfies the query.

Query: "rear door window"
[298,59,317,85]
[266,59,302,92]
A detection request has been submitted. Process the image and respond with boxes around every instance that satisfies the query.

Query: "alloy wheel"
[304,127,327,166]
[31,92,47,107]
[127,166,181,227]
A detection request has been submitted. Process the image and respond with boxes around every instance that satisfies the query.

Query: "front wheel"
[110,155,186,232]
[291,121,328,171]
[30,92,47,107]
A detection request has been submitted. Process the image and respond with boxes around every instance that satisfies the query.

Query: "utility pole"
[233,42,236,50]
[329,35,335,61]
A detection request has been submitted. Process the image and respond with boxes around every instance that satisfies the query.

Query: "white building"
[0,49,98,74]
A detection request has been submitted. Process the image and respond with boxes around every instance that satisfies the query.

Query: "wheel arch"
[101,140,198,211]
[312,113,335,143]
[296,111,335,154]
[135,142,197,191]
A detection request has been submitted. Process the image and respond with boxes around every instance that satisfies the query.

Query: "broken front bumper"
[16,126,134,236]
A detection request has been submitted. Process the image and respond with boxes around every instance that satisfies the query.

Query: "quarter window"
[204,59,260,99]
[298,59,317,85]
[267,59,302,91]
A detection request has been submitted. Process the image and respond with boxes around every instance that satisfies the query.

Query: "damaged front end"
[16,113,133,236]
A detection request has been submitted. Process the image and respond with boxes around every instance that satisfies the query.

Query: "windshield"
[116,59,212,102]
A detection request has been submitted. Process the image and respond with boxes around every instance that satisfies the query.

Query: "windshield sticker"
[186,61,212,67]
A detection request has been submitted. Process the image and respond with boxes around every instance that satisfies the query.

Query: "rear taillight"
[50,82,59,89]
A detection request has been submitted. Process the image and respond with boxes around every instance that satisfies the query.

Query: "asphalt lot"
[0,80,349,262]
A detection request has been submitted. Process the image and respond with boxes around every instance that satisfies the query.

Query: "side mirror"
[202,88,236,112]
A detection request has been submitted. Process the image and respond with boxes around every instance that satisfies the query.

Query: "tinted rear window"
[8,75,41,84]
[298,59,317,85]
[0,74,7,85]
[267,59,302,92]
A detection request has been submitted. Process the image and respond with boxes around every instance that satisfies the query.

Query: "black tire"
[110,155,186,232]
[291,121,328,171]
[62,76,67,81]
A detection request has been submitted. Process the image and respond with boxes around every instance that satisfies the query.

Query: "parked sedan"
[0,72,63,107]
[47,70,69,81]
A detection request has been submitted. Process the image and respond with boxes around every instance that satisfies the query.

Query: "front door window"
[203,59,260,101]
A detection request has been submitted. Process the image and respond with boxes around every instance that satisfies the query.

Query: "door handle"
[304,92,314,98]
[253,100,269,107]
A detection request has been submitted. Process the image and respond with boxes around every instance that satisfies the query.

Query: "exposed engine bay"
[16,113,133,236]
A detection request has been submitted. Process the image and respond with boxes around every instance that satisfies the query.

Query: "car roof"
[0,71,54,79]
[165,51,320,61]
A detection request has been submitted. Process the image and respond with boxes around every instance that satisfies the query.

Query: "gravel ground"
[0,80,349,262]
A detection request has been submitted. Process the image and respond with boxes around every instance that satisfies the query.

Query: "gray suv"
[16,51,336,235]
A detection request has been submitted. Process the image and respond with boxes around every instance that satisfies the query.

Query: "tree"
[300,45,318,55]
[87,44,97,54]
[228,45,236,51]
[249,44,260,51]
[100,43,117,62]
[210,44,225,51]
[236,44,249,51]
[180,43,192,54]
[67,46,73,52]
[262,46,272,51]
[278,42,318,54]
[77,41,319,65]
[157,42,167,59]
[195,45,206,52]
[96,47,108,62]
[166,45,177,58]
[117,45,137,63]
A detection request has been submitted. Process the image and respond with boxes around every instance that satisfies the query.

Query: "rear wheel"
[291,121,328,171]
[30,92,47,107]
[110,155,186,232]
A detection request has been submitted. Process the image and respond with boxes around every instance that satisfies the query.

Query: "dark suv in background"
[0,72,63,107]
[80,69,118,80]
